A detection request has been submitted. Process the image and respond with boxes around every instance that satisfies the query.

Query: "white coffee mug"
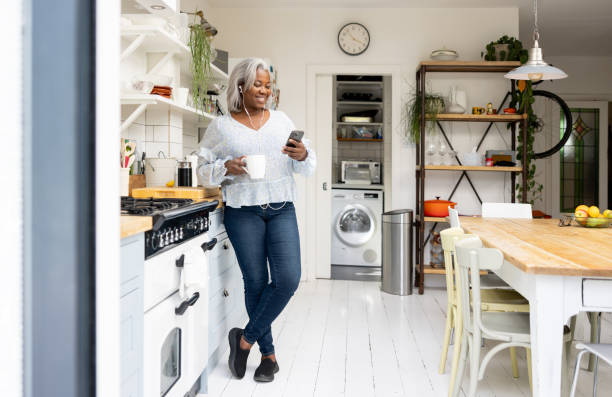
[243,155,266,179]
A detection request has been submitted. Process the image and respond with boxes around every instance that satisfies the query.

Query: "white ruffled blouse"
[196,110,317,208]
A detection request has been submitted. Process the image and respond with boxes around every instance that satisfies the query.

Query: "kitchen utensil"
[145,157,177,187]
[131,186,215,200]
[430,48,459,61]
[460,149,484,166]
[126,155,136,171]
[424,197,457,217]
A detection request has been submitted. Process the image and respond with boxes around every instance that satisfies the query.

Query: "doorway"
[305,65,401,281]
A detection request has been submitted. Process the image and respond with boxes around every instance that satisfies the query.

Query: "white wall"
[1,1,23,396]
[206,6,519,270]
[540,56,612,99]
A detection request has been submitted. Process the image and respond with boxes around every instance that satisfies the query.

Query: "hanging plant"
[402,88,446,143]
[510,80,544,204]
[188,12,213,113]
[482,35,542,203]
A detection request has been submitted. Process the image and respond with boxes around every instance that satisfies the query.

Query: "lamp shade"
[504,42,567,82]
[504,63,567,81]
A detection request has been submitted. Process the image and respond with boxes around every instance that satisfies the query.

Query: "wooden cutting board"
[131,186,220,199]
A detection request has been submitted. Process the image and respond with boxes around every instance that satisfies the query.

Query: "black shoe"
[228,328,250,379]
[253,358,280,382]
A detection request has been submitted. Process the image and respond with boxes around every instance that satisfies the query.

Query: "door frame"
[551,100,608,217]
[305,64,401,280]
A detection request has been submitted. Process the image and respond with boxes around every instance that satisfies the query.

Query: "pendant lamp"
[505,0,567,82]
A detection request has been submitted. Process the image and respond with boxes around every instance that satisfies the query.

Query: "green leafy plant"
[188,11,213,113]
[403,88,446,143]
[481,35,541,204]
[482,35,528,62]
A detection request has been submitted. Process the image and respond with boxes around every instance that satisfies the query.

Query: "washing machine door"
[334,203,375,247]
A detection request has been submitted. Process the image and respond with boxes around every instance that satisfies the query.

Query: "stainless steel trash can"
[381,209,413,295]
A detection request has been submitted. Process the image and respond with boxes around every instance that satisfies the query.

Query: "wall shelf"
[120,25,228,81]
[424,216,447,222]
[337,101,383,106]
[337,138,383,142]
[337,121,383,126]
[120,93,215,131]
[336,81,384,86]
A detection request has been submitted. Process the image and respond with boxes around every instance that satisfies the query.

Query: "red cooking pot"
[424,196,457,217]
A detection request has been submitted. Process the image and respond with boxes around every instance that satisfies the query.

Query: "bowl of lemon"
[574,205,612,228]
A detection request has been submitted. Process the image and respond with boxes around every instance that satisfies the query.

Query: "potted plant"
[482,35,528,62]
[402,89,445,143]
[188,11,214,113]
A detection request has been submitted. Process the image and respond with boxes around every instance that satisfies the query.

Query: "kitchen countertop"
[121,216,153,239]
[120,193,224,239]
[332,183,384,190]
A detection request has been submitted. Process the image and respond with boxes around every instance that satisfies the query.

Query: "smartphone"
[286,130,304,148]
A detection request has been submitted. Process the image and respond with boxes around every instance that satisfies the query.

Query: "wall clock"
[338,22,370,56]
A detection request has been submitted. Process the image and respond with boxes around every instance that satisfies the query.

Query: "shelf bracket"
[121,103,148,133]
[120,33,147,62]
[149,52,175,75]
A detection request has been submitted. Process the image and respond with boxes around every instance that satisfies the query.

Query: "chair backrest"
[440,228,477,307]
[455,237,504,336]
[481,202,533,219]
[448,206,460,228]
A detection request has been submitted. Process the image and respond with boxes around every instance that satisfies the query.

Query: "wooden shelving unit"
[414,61,528,294]
[424,216,447,223]
[337,121,383,126]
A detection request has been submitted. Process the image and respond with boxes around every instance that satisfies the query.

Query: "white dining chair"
[453,237,532,397]
[570,342,612,397]
[481,202,533,219]
[439,228,528,396]
[448,206,460,228]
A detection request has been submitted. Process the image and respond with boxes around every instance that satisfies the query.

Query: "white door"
[552,101,608,218]
[313,75,333,278]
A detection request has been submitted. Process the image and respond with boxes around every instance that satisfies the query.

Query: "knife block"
[129,174,146,196]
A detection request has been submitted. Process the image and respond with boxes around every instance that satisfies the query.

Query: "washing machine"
[331,189,383,267]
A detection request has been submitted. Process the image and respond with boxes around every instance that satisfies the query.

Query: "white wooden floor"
[205,279,612,397]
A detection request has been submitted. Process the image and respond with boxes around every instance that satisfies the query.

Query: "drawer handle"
[223,289,229,297]
[201,238,218,252]
[175,254,185,268]
[175,292,200,316]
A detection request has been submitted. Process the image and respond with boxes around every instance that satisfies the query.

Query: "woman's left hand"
[282,139,308,161]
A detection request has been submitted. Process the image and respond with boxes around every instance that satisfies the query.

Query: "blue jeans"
[223,202,301,355]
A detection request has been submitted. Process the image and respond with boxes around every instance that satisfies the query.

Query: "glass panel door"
[560,108,600,212]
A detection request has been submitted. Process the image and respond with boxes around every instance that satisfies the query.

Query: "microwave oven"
[340,161,381,184]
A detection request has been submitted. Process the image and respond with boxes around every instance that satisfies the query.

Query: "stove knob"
[179,227,184,239]
[165,230,172,244]
[151,232,159,249]
[199,217,205,231]
[173,227,180,241]
[158,233,165,248]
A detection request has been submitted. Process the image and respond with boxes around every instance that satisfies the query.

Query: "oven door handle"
[175,292,200,316]
[201,237,218,252]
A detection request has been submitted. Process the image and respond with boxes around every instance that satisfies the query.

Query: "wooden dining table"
[459,217,612,397]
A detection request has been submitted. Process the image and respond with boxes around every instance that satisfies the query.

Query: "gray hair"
[226,58,271,113]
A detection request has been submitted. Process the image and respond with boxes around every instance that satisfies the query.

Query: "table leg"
[530,276,565,397]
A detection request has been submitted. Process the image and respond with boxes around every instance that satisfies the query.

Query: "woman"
[197,58,316,382]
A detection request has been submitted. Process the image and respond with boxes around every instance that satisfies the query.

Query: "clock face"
[338,23,370,56]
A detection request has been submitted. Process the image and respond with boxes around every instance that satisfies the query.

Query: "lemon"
[603,209,612,219]
[588,206,600,218]
[166,180,175,187]
[576,204,589,213]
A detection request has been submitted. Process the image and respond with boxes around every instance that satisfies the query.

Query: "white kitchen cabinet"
[199,208,247,393]
[120,233,144,397]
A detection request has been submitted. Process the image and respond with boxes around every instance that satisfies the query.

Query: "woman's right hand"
[224,156,247,176]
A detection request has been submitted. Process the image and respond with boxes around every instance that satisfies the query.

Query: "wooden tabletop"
[120,216,152,239]
[459,217,612,277]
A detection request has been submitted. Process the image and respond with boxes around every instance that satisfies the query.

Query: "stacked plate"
[431,48,459,61]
